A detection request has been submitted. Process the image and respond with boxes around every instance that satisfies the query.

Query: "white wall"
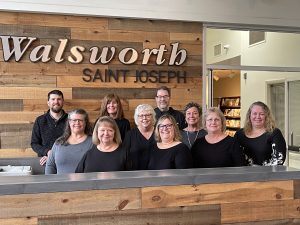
[2,0,300,29]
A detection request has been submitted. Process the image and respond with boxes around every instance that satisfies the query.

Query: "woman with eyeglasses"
[45,109,93,174]
[122,104,156,170]
[234,101,286,166]
[75,116,126,173]
[148,114,192,170]
[191,107,245,168]
[96,93,130,141]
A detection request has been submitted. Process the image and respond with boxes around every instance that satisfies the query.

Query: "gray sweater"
[45,136,93,174]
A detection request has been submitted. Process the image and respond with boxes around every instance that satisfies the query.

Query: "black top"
[115,118,131,141]
[75,145,126,173]
[234,128,286,166]
[31,110,68,157]
[148,142,192,170]
[191,135,245,168]
[122,127,156,170]
[154,107,186,130]
[180,129,207,149]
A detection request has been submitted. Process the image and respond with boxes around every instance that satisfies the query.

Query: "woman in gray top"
[45,109,93,174]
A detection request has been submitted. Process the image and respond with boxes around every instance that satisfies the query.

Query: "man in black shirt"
[31,90,68,165]
[154,86,186,130]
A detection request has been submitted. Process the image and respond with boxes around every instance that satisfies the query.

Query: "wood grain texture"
[108,18,202,33]
[0,75,56,87]
[294,180,300,199]
[38,205,220,225]
[0,188,141,219]
[0,99,23,111]
[141,181,294,209]
[0,217,37,225]
[221,199,300,223]
[0,87,72,100]
[0,112,43,123]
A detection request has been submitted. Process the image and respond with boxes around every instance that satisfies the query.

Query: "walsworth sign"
[0,36,189,83]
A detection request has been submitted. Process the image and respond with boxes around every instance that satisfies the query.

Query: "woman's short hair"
[56,109,92,145]
[99,93,124,119]
[244,101,276,134]
[202,107,226,133]
[184,102,202,116]
[154,114,181,142]
[92,116,122,145]
[134,104,156,126]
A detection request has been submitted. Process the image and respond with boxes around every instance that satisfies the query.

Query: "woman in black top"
[234,101,286,166]
[148,114,192,170]
[76,116,126,173]
[180,102,207,149]
[96,93,130,141]
[123,104,156,170]
[191,107,245,168]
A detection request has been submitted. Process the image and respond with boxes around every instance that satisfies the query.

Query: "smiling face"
[47,94,64,113]
[250,105,266,129]
[158,118,175,142]
[205,112,222,134]
[137,111,154,129]
[69,113,86,134]
[185,106,200,127]
[155,89,170,111]
[106,99,118,117]
[97,121,115,145]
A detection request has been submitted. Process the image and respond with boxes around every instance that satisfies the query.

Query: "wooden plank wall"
[1,179,300,224]
[0,11,203,157]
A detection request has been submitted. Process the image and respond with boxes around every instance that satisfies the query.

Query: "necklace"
[186,130,200,148]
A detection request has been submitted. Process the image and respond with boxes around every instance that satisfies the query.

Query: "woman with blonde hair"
[191,107,245,168]
[97,93,130,141]
[76,116,126,172]
[148,114,192,170]
[234,101,286,166]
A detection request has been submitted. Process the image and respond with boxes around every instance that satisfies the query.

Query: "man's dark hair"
[48,90,64,100]
[156,86,171,96]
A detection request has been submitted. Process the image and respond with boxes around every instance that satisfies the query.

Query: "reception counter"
[1,166,300,224]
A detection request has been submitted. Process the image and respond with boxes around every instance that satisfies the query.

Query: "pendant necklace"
[186,130,200,148]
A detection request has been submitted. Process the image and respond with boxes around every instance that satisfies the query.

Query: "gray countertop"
[0,166,300,195]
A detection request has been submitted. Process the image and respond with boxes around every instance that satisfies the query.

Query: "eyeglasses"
[206,118,221,123]
[156,95,169,99]
[158,123,173,130]
[138,114,152,118]
[69,119,84,123]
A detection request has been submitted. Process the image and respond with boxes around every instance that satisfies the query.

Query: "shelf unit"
[219,96,241,136]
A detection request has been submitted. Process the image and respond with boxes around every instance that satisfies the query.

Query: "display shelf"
[219,96,241,136]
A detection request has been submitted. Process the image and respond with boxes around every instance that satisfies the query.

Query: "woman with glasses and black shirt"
[191,107,245,168]
[148,114,192,170]
[122,104,156,170]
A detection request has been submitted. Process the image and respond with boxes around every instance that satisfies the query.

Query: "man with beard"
[31,90,68,166]
[154,86,186,130]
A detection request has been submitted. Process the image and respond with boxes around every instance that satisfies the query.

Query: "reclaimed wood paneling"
[0,75,56,87]
[142,181,294,209]
[0,99,23,111]
[0,87,72,100]
[0,188,141,219]
[108,19,202,33]
[0,24,70,39]
[38,205,220,225]
[294,180,300,199]
[0,11,202,156]
[73,87,157,99]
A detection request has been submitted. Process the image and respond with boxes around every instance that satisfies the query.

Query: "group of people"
[31,87,287,175]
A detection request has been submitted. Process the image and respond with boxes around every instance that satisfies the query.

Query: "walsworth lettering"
[0,36,189,83]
